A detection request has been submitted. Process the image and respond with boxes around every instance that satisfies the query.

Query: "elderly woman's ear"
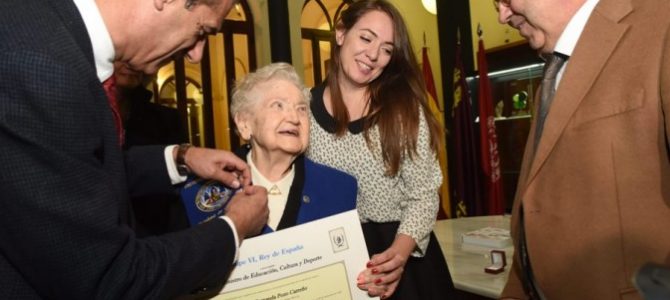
[234,113,252,141]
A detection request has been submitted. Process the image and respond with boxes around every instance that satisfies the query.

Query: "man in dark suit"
[495,0,670,298]
[0,0,268,299]
[115,62,188,148]
[115,62,192,237]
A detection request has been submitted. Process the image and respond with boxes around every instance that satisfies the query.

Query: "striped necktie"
[534,53,567,151]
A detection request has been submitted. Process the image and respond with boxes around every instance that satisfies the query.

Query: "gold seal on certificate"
[214,210,378,300]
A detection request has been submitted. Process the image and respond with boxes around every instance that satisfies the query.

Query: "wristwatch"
[176,143,192,176]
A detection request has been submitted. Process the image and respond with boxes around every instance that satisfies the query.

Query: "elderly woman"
[230,62,357,233]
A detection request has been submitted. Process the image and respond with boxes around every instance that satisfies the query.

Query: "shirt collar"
[247,152,295,195]
[247,152,295,230]
[72,0,115,82]
[554,0,600,57]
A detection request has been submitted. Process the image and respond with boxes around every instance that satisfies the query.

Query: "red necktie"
[102,76,125,147]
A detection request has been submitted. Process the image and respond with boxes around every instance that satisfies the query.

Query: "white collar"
[554,0,600,57]
[248,153,295,195]
[247,152,295,230]
[72,0,115,82]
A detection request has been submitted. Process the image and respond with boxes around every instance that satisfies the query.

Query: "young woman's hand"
[356,234,415,299]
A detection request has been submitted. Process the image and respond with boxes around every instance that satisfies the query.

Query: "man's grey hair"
[230,62,311,117]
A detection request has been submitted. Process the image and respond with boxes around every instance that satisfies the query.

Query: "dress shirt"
[552,0,601,87]
[72,0,114,82]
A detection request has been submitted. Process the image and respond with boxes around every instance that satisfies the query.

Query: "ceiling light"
[422,0,436,15]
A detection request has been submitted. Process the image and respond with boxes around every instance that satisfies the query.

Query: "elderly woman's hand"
[356,234,416,299]
[177,146,251,188]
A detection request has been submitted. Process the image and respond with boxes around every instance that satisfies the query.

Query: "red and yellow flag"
[422,47,451,219]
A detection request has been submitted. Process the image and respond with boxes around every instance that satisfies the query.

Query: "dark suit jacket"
[234,146,357,234]
[121,86,188,148]
[120,86,191,237]
[0,0,236,298]
[502,0,670,298]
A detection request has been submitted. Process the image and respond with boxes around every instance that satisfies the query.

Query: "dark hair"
[327,0,442,176]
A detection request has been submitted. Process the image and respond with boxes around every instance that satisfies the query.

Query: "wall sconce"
[422,0,437,15]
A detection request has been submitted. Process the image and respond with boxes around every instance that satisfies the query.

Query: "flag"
[476,37,505,215]
[452,41,483,217]
[422,47,451,219]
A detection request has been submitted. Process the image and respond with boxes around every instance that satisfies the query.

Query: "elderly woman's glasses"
[493,0,511,11]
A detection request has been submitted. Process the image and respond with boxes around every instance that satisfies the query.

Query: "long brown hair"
[327,0,442,176]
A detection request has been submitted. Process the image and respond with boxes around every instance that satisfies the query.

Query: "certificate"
[213,210,377,300]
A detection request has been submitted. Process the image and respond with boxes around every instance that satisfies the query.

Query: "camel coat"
[501,0,670,298]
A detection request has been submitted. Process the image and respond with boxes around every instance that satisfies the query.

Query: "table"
[433,215,513,299]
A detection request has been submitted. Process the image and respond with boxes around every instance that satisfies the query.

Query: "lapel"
[276,156,304,230]
[46,0,95,66]
[523,0,633,188]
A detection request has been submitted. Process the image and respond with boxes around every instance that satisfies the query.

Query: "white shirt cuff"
[220,215,240,263]
[164,145,187,185]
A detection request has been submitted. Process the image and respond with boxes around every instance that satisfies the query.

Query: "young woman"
[306,1,455,299]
